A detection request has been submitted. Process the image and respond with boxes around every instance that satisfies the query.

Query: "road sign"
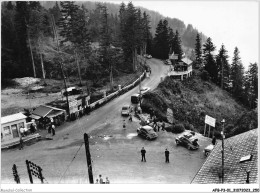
[205,115,216,127]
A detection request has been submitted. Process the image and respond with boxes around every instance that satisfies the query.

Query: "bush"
[172,123,185,133]
[184,122,194,131]
[200,70,210,81]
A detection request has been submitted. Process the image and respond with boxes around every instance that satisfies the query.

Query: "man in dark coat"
[212,135,216,145]
[19,135,23,150]
[141,147,146,162]
[165,148,170,163]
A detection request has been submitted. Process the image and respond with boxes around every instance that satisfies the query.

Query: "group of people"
[141,147,170,163]
[95,174,110,184]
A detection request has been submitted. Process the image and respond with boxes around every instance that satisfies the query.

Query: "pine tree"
[194,33,202,68]
[15,1,31,76]
[216,44,230,89]
[244,63,258,108]
[153,19,164,59]
[230,47,244,101]
[59,1,80,44]
[172,30,183,61]
[49,1,62,24]
[168,27,174,54]
[99,5,114,90]
[203,37,217,83]
[142,11,151,54]
[153,19,169,59]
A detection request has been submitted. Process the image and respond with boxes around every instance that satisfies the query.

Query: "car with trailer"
[175,131,199,150]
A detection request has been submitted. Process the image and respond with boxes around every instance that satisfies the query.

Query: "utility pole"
[51,14,70,118]
[84,133,94,184]
[221,119,225,183]
[75,50,82,87]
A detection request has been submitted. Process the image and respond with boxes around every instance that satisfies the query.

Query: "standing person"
[129,114,132,122]
[105,177,110,184]
[141,147,146,162]
[165,148,170,163]
[162,122,165,131]
[99,174,103,184]
[19,135,23,150]
[212,135,216,145]
[52,124,56,136]
[30,124,35,134]
[123,120,126,129]
[95,179,99,184]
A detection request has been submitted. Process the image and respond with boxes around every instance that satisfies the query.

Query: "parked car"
[146,54,152,59]
[140,87,150,94]
[121,105,131,116]
[164,59,171,65]
[175,131,199,150]
[131,94,141,104]
[137,125,158,140]
[63,87,83,96]
[204,144,215,156]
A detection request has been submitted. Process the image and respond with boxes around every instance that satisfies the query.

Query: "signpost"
[204,115,216,137]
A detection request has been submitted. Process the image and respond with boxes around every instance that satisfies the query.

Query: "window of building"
[18,122,24,129]
[3,126,11,135]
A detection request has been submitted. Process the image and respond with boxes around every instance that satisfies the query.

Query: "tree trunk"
[75,50,82,87]
[38,38,45,82]
[110,64,113,91]
[28,32,36,78]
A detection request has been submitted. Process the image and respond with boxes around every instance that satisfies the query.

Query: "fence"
[89,71,146,110]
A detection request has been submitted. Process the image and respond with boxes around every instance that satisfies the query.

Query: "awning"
[31,105,53,118]
[29,114,41,120]
[46,110,65,118]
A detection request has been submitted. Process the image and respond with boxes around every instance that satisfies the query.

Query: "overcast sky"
[108,0,259,69]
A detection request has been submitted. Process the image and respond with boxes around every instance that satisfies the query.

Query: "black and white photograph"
[1,0,259,192]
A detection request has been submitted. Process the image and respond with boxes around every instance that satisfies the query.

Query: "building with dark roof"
[192,129,258,184]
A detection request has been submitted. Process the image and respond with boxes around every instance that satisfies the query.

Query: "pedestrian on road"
[165,148,170,163]
[19,135,23,150]
[99,174,103,184]
[30,124,36,134]
[105,177,110,184]
[123,120,126,129]
[162,122,165,131]
[52,124,56,136]
[129,114,132,122]
[212,135,216,145]
[141,147,146,162]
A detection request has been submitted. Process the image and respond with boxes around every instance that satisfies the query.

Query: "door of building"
[11,124,19,138]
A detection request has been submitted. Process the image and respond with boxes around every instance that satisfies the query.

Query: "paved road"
[1,59,211,184]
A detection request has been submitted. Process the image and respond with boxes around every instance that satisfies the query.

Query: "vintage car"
[121,105,131,116]
[175,131,199,150]
[204,144,215,156]
[137,125,158,140]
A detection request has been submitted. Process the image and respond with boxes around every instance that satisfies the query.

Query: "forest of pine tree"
[1,1,258,110]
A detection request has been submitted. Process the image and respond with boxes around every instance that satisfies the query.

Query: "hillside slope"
[141,70,257,138]
[40,1,207,49]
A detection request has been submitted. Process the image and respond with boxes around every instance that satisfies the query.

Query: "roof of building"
[192,129,258,184]
[1,113,27,125]
[181,57,193,65]
[31,105,53,118]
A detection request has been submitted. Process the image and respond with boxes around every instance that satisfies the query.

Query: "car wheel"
[205,152,209,157]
